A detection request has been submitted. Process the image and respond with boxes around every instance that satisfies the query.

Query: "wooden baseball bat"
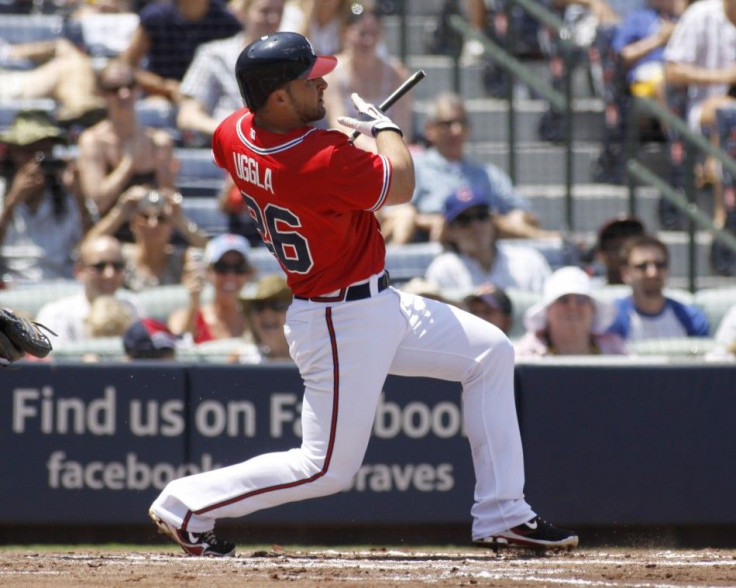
[349,70,426,143]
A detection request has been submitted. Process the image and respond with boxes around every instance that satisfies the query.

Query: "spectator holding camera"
[83,185,208,291]
[0,110,91,284]
[168,233,256,343]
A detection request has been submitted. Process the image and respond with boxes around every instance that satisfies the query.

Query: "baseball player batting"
[148,31,578,556]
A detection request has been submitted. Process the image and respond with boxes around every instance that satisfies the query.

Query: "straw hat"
[0,110,66,147]
[240,274,292,310]
[524,266,616,334]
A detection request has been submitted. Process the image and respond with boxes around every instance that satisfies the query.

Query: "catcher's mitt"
[0,308,55,366]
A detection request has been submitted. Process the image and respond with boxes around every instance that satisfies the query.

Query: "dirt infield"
[1,546,735,586]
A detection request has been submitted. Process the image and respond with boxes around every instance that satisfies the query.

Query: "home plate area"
[1,547,735,586]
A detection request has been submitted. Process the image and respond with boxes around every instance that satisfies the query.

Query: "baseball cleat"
[149,509,235,557]
[474,516,579,550]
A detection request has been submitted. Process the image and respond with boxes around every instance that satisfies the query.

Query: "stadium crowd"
[1,0,735,362]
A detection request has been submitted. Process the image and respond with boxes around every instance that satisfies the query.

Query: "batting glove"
[337,93,403,138]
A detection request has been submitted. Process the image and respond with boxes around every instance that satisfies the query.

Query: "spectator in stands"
[614,0,685,101]
[664,0,736,231]
[425,187,552,293]
[279,0,352,55]
[463,283,514,335]
[590,0,685,183]
[381,92,555,245]
[76,60,177,218]
[176,0,285,138]
[229,273,293,363]
[323,1,412,146]
[707,302,736,359]
[168,233,255,343]
[459,0,542,96]
[537,0,645,142]
[607,234,710,341]
[0,37,105,126]
[0,110,91,284]
[35,235,144,347]
[83,186,208,291]
[124,317,181,360]
[66,0,139,61]
[515,266,626,357]
[84,295,134,338]
[120,0,243,105]
[590,213,646,285]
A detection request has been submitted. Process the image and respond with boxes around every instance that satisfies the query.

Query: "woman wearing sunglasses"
[168,233,255,344]
[83,186,208,291]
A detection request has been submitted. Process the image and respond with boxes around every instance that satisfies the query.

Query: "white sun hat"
[524,266,617,334]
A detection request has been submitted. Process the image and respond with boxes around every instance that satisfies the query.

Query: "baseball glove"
[0,308,55,366]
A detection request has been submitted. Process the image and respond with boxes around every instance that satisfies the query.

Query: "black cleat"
[149,509,235,557]
[474,516,579,550]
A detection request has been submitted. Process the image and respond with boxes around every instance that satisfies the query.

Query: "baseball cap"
[463,283,512,316]
[596,214,645,252]
[123,318,180,359]
[524,266,616,334]
[205,234,251,265]
[443,186,492,223]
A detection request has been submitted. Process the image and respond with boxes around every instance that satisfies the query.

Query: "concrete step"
[515,183,723,280]
[462,141,670,185]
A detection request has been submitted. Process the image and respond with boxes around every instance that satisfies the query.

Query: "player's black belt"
[295,272,390,303]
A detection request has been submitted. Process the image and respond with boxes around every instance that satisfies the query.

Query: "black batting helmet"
[235,32,337,111]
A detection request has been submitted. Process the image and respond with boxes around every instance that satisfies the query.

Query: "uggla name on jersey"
[233,153,273,193]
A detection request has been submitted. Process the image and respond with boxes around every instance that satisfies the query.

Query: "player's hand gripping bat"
[338,70,427,142]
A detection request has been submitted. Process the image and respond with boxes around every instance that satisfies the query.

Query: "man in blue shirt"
[378,92,558,244]
[607,234,709,341]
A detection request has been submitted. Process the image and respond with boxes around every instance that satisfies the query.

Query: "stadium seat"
[627,337,717,357]
[180,197,229,237]
[136,284,213,323]
[175,148,227,197]
[248,248,283,276]
[193,337,244,363]
[50,336,126,362]
[694,286,736,333]
[385,242,442,283]
[0,14,63,44]
[0,281,82,319]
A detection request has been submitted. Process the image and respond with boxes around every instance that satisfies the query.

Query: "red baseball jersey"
[212,108,391,297]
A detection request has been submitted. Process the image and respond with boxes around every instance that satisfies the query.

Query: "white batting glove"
[337,93,403,138]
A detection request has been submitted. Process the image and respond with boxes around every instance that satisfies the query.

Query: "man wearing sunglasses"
[77,60,176,217]
[35,235,144,346]
[379,92,556,244]
[425,187,552,294]
[607,234,709,341]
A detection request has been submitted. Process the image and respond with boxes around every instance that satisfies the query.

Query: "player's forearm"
[378,131,414,206]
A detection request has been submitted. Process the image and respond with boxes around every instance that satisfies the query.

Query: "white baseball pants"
[151,284,535,540]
